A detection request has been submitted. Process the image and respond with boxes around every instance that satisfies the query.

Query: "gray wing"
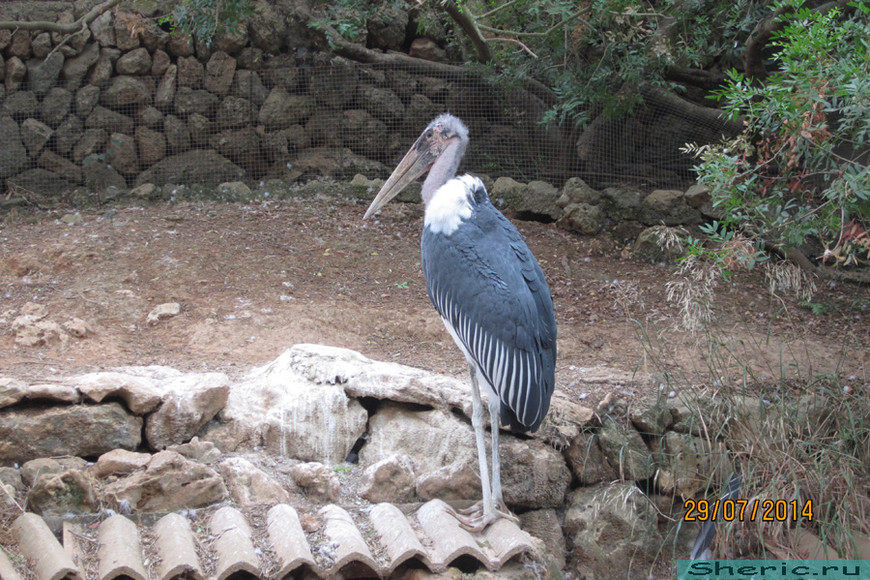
[421,191,556,432]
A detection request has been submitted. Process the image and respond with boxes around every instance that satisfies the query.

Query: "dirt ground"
[1,194,867,400]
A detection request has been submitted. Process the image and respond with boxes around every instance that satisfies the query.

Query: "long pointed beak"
[363,143,437,219]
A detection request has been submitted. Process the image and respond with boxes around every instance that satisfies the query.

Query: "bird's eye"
[425,129,434,138]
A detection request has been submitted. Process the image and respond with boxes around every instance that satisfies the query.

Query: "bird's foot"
[446,500,518,533]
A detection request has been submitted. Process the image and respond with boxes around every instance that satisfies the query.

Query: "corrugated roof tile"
[11,513,81,580]
[2,500,536,578]
[97,514,147,580]
[210,506,260,580]
[152,512,205,580]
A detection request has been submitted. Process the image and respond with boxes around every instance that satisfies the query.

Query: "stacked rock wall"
[0,0,579,203]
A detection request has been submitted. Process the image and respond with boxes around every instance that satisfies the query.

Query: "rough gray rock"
[289,462,340,502]
[72,371,159,414]
[204,51,237,96]
[101,75,152,108]
[0,115,28,179]
[367,6,408,51]
[75,85,100,116]
[62,41,100,82]
[20,118,53,157]
[26,52,64,97]
[21,457,87,487]
[564,483,662,578]
[652,431,732,497]
[81,155,127,191]
[565,433,619,486]
[0,403,142,463]
[490,177,562,221]
[557,202,602,235]
[104,450,228,512]
[360,454,417,504]
[359,86,405,125]
[597,418,656,481]
[2,89,37,119]
[217,456,292,505]
[90,449,151,478]
[640,189,701,226]
[174,86,218,117]
[85,105,134,134]
[217,96,256,129]
[248,0,287,53]
[633,225,687,263]
[176,55,204,88]
[231,69,267,105]
[0,377,29,408]
[155,63,177,110]
[288,147,387,181]
[39,87,72,128]
[136,125,167,166]
[258,89,312,129]
[39,151,82,184]
[106,132,138,175]
[115,47,151,75]
[4,57,27,92]
[500,436,572,509]
[27,469,98,516]
[135,149,245,187]
[342,109,390,155]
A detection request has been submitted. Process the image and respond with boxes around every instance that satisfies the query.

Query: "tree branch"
[781,246,870,285]
[296,4,558,106]
[0,0,122,32]
[639,85,743,136]
[743,0,852,81]
[663,65,728,91]
[441,0,492,63]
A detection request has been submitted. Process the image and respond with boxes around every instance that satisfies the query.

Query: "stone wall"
[0,343,738,577]
[0,0,579,203]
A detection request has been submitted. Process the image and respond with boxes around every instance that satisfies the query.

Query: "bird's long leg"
[488,395,518,524]
[488,395,503,510]
[446,364,518,532]
[445,364,496,532]
[469,363,494,523]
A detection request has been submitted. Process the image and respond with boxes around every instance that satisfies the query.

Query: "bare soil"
[2,195,867,400]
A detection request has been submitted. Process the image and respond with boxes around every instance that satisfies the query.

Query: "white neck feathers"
[424,175,482,236]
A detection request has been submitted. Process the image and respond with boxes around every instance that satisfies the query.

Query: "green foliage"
[690,0,870,268]
[681,221,767,281]
[159,0,251,43]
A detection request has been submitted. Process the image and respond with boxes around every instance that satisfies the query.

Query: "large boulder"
[144,368,230,449]
[203,347,369,465]
[0,403,142,463]
[135,149,245,186]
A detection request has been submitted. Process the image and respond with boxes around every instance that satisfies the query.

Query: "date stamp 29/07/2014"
[683,499,814,522]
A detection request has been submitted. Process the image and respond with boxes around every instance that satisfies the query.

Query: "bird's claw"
[446,501,518,533]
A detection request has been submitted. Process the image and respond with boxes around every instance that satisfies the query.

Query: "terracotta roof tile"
[3,500,537,578]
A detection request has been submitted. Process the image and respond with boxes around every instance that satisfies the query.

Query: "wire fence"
[0,6,741,208]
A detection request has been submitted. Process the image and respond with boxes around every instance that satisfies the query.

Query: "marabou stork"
[364,114,557,531]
